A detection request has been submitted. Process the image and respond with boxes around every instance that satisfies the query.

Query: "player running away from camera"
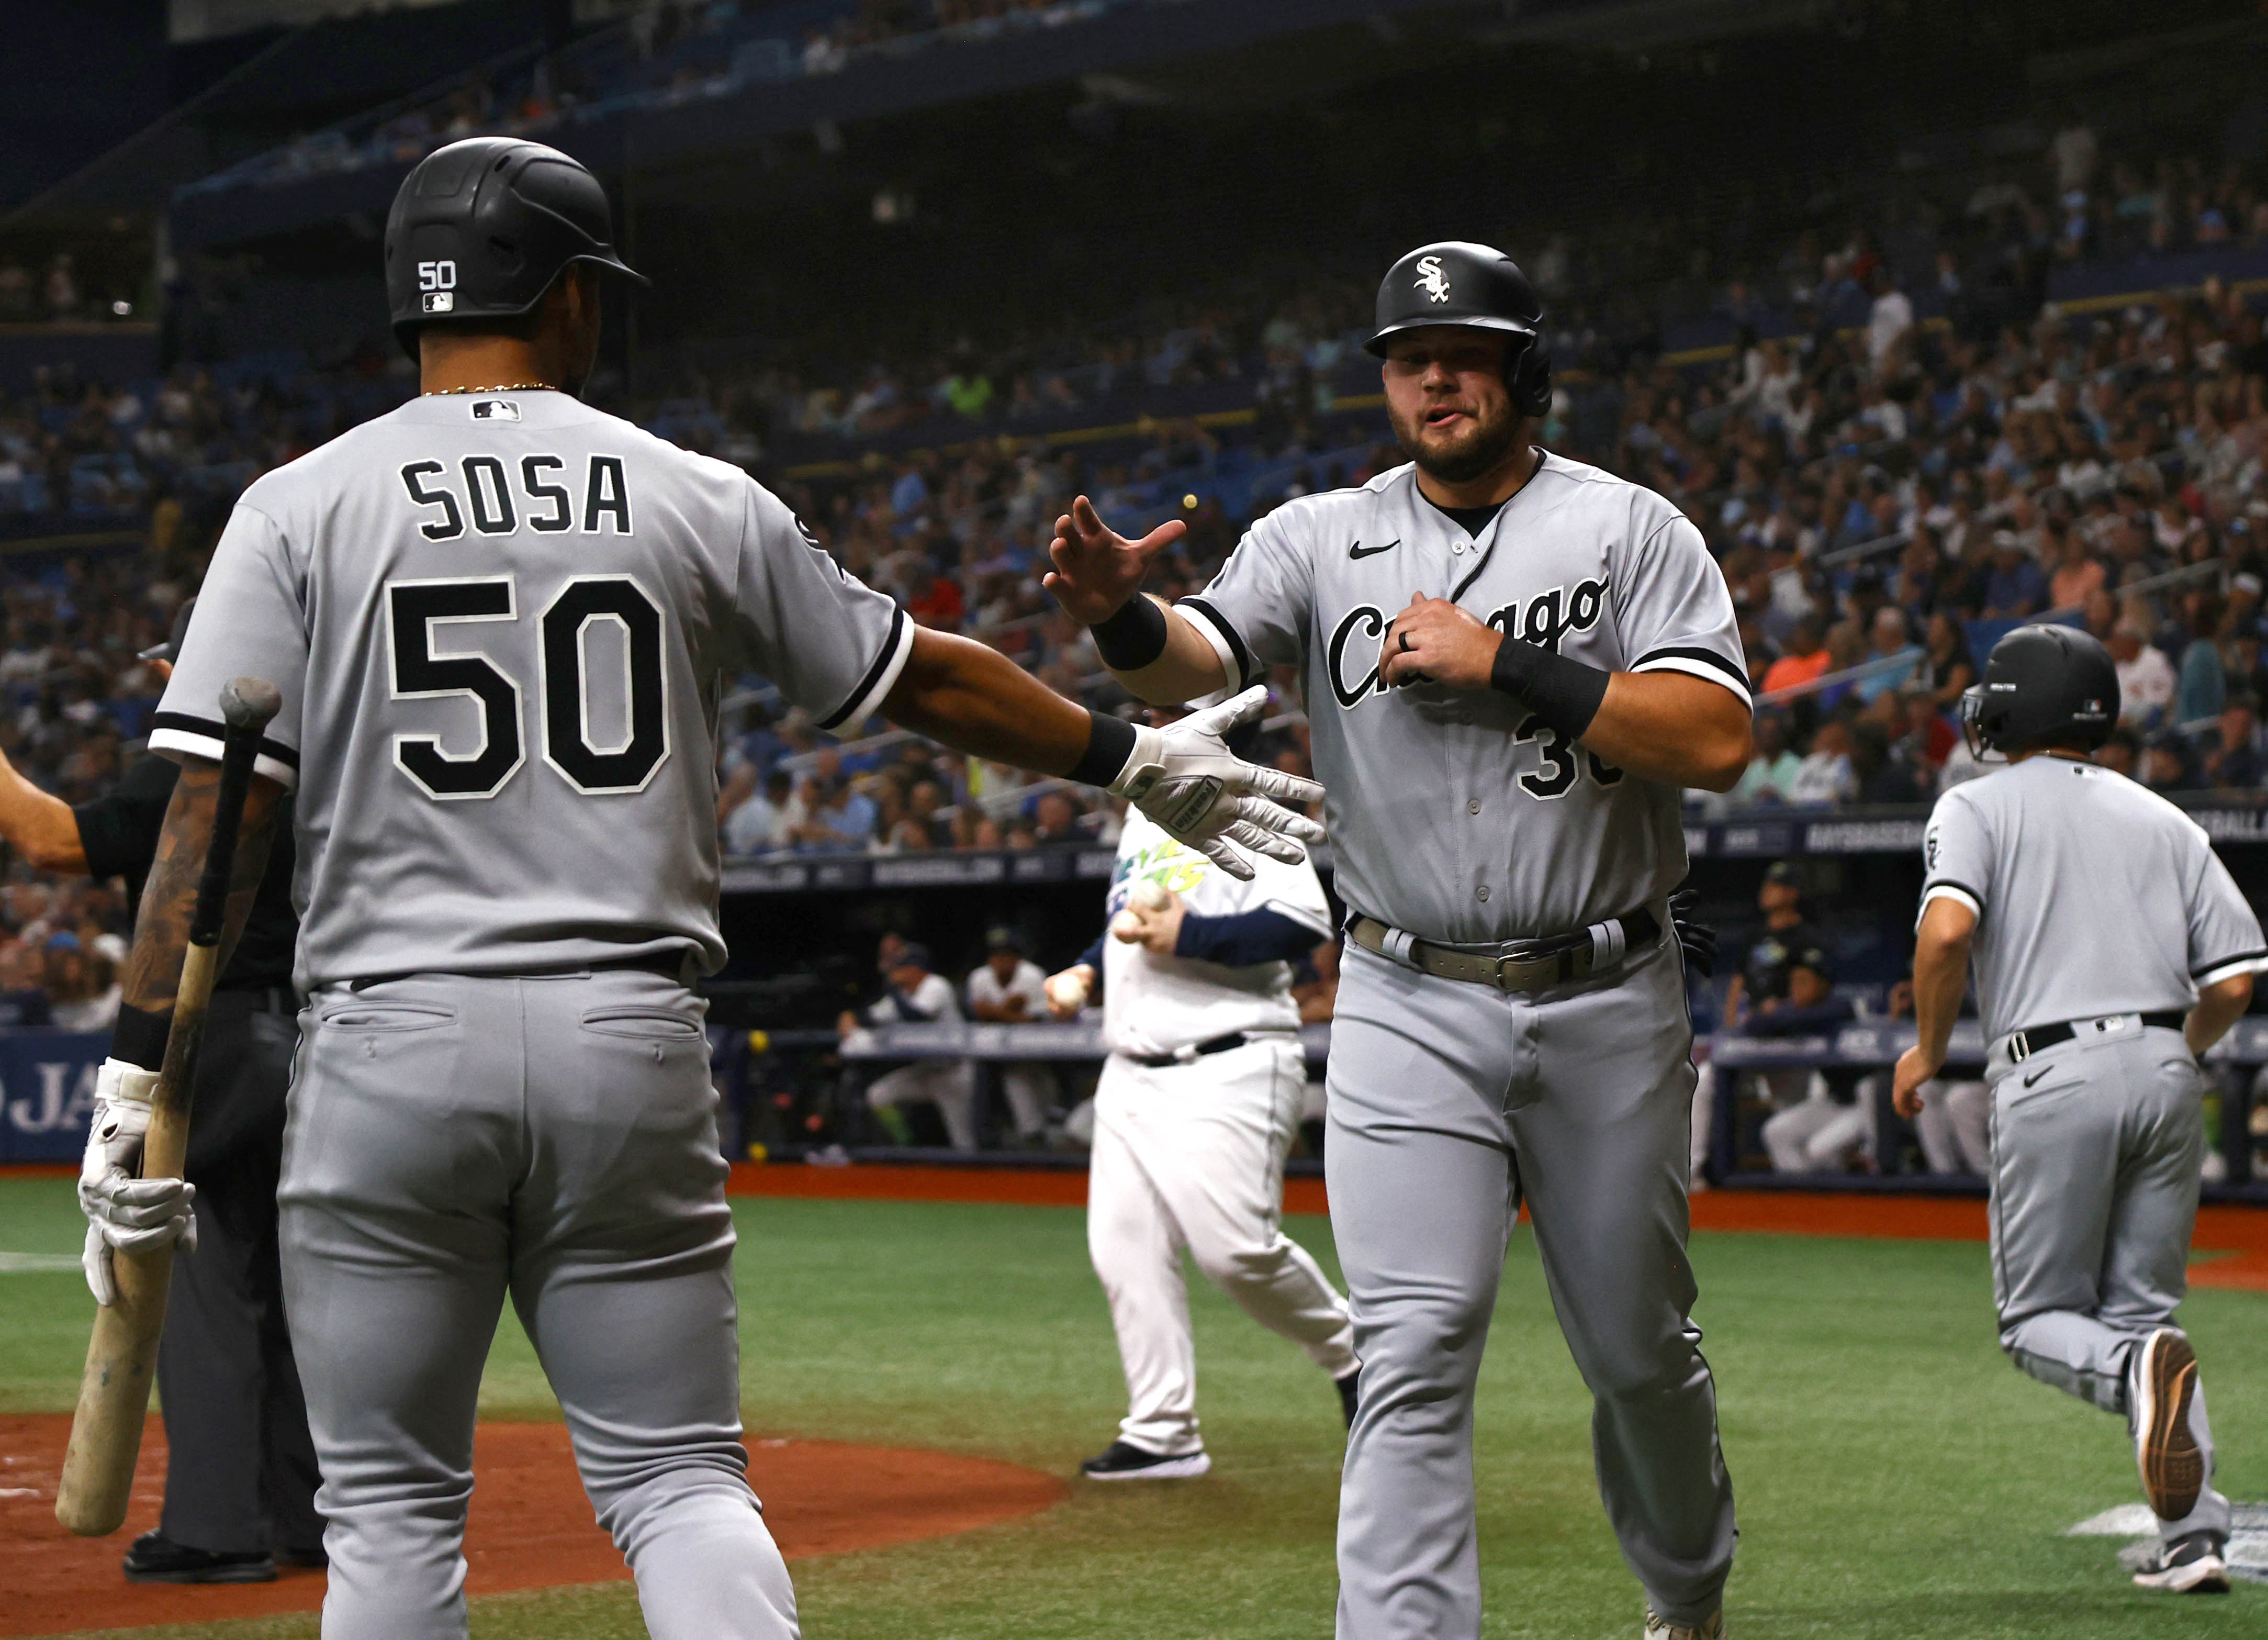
[1895,624,2263,1596]
[1047,241,1749,1640]
[1044,709,1357,1481]
[80,137,1319,1640]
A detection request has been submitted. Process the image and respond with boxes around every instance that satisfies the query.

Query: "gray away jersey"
[1182,453,1749,943]
[1921,755,2268,1043]
[154,389,911,990]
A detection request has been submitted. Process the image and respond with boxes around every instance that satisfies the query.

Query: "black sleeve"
[72,754,179,884]
[1173,908,1323,968]
[1076,932,1107,977]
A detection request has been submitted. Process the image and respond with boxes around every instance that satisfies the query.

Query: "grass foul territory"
[0,1175,2260,1639]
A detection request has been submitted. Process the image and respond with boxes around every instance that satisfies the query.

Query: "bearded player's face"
[1381,328,1524,485]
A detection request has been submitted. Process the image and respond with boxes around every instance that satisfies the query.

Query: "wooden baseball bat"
[54,676,284,1537]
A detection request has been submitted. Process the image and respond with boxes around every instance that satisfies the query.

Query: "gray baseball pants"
[1988,1021,2229,1541]
[1327,935,1735,1638]
[279,969,798,1639]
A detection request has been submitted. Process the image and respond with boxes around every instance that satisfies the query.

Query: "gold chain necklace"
[421,383,555,396]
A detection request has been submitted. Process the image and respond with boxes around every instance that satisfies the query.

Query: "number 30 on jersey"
[386,575,668,800]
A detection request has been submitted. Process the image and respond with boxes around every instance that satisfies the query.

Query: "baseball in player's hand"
[1380,594,1502,691]
[1043,495,1186,626]
[1112,882,1185,955]
[1890,1045,1938,1118]
[1044,965,1094,1018]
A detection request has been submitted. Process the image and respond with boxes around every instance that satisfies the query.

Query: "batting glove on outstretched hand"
[77,1057,196,1307]
[1106,687,1326,880]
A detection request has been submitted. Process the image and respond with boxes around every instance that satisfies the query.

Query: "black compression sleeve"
[1089,594,1170,670]
[1490,636,1611,742]
[111,1001,173,1072]
[1173,908,1322,967]
[1069,711,1138,788]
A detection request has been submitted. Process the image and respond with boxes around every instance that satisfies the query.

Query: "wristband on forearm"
[1069,711,1141,788]
[1089,594,1170,671]
[1489,635,1610,742]
[111,1001,174,1073]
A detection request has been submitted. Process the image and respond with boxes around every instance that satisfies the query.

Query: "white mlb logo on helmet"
[422,291,454,313]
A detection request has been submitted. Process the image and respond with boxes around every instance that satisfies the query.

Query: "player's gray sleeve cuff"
[2193,950,2268,988]
[1631,646,1754,708]
[1176,597,1252,693]
[1918,882,1981,923]
[149,715,300,791]
[818,608,914,733]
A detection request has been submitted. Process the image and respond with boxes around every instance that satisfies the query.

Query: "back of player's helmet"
[1960,623,2119,758]
[383,137,648,359]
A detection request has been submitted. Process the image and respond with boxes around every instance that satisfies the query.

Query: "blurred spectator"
[793,775,878,853]
[1760,617,1832,695]
[1787,720,1856,805]
[1853,607,1921,704]
[1728,712,1803,804]
[724,768,800,855]
[1981,532,2048,618]
[2208,694,2267,788]
[963,927,1057,1146]
[2110,621,2176,726]
[0,935,52,1027]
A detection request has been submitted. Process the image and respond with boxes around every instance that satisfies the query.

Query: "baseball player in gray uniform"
[1046,242,1752,1640]
[74,137,1320,1640]
[1894,624,2261,1594]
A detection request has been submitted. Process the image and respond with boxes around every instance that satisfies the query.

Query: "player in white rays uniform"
[1049,795,1358,1479]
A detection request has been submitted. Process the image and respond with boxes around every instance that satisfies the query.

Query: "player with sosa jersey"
[1046,241,1753,1640]
[1046,755,1357,1479]
[99,138,1321,1640]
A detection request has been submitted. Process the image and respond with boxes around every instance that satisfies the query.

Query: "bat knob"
[220,677,283,732]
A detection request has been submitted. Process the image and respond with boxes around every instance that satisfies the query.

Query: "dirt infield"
[0,1416,1064,1637]
[725,1164,2268,1288]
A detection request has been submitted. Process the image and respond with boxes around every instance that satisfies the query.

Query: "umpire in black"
[0,597,322,1582]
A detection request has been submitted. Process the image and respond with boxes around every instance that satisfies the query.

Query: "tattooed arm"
[78,757,287,1304]
[119,758,286,1018]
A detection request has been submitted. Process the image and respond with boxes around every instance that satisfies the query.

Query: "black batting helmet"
[384,137,647,359]
[1363,240,1552,417]
[1960,623,2119,756]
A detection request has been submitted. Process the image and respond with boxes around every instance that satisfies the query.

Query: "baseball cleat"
[2130,1530,2230,1593]
[122,1530,277,1585]
[1643,1608,1724,1639]
[1079,1440,1210,1480]
[2130,1328,2205,1522]
[1337,1369,1361,1429]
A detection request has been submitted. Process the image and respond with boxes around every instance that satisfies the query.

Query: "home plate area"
[2066,1502,2268,1583]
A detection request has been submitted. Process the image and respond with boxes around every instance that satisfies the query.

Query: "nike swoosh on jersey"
[1349,539,1399,560]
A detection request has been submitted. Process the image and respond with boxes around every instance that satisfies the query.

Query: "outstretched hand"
[1113,686,1326,880]
[1044,495,1187,625]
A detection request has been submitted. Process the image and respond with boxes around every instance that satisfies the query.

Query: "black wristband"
[1089,595,1170,671]
[1490,635,1611,742]
[111,1000,174,1073]
[1069,710,1139,788]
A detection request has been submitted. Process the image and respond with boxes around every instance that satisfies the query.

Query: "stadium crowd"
[5,116,2268,881]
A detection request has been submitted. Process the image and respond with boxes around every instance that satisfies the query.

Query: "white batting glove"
[1106,687,1326,880]
[78,1058,196,1307]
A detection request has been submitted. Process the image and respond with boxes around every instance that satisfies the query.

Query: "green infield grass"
[2,1175,2260,1639]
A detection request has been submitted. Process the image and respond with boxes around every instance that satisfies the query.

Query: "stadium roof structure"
[169,0,1824,251]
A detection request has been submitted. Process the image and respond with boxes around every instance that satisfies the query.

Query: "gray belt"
[1349,905,1661,993]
